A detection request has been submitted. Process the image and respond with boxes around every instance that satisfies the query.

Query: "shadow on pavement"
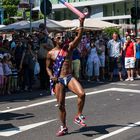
[0,123,18,131]
[0,112,34,121]
[69,124,121,136]
[69,123,140,137]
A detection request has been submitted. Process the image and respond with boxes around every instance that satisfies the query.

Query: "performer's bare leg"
[68,78,85,116]
[55,83,66,127]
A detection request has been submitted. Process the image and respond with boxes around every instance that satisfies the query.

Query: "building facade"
[33,0,140,25]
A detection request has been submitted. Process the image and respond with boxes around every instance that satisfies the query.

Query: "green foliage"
[103,27,120,38]
[39,13,44,19]
[2,0,20,5]
[2,0,20,21]
[3,5,18,17]
[17,10,23,17]
[3,18,15,25]
[25,11,31,20]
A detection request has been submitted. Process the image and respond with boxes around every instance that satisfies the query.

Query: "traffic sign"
[40,0,52,16]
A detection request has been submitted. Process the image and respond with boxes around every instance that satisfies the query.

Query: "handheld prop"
[59,0,86,18]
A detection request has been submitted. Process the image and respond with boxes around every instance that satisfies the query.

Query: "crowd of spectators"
[0,25,140,95]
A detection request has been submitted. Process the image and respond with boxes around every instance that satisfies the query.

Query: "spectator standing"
[96,39,105,80]
[11,62,18,93]
[78,35,88,80]
[122,32,129,45]
[38,24,54,91]
[3,53,12,94]
[14,39,24,70]
[107,33,123,81]
[72,48,81,80]
[86,39,100,81]
[135,36,140,79]
[123,36,136,81]
[10,34,16,51]
[0,36,3,48]
[0,54,4,95]
[20,42,35,91]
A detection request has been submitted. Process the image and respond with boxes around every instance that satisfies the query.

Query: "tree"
[103,27,120,38]
[2,0,20,18]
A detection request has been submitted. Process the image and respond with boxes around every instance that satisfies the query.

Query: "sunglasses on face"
[56,36,62,40]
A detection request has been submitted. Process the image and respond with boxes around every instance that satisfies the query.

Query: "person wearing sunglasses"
[46,18,86,136]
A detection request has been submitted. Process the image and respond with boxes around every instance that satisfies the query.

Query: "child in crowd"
[0,54,4,95]
[3,53,12,94]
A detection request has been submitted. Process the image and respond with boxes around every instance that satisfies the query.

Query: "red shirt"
[125,41,134,57]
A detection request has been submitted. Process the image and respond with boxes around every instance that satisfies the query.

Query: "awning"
[22,19,64,31]
[0,21,29,31]
[58,18,120,29]
[0,19,64,31]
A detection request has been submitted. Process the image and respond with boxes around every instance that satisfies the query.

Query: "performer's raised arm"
[69,18,85,50]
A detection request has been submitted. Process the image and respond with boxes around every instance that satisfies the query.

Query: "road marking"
[0,88,111,113]
[111,88,140,93]
[110,83,139,87]
[0,119,57,137]
[92,121,140,140]
[0,88,139,113]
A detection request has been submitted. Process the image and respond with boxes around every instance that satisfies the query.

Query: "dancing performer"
[46,17,86,136]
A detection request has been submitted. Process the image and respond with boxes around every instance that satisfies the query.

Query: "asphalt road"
[0,80,140,140]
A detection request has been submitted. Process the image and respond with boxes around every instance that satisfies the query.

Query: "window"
[103,4,113,17]
[114,2,125,16]
[51,0,59,4]
[126,1,133,15]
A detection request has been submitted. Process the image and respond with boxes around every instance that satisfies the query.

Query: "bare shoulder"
[48,48,56,55]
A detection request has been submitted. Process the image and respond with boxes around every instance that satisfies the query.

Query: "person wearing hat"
[135,36,140,79]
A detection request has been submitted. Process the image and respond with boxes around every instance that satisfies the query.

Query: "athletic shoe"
[56,126,68,137]
[120,78,123,81]
[130,77,134,81]
[125,78,130,81]
[74,114,87,127]
[79,114,86,120]
[135,75,140,79]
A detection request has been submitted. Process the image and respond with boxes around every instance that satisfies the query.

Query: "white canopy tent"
[0,18,120,32]
[0,19,64,31]
[0,21,29,31]
[0,25,6,29]
[22,19,64,31]
[58,18,120,29]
